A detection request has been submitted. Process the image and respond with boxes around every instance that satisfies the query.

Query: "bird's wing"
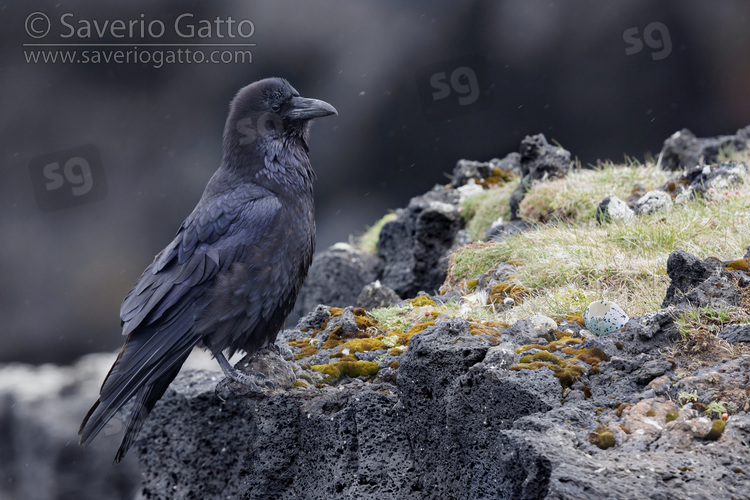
[80,185,281,450]
[120,184,281,333]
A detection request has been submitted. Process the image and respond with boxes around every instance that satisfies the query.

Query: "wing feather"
[80,186,281,453]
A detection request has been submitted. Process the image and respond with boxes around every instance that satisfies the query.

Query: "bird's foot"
[262,343,295,361]
[215,367,275,401]
[214,351,274,395]
[225,368,275,391]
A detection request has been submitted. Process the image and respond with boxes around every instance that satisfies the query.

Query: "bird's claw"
[264,343,295,361]
[227,370,275,391]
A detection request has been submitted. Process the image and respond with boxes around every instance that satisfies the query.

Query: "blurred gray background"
[2,0,749,364]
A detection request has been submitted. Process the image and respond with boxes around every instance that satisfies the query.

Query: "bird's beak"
[287,96,338,120]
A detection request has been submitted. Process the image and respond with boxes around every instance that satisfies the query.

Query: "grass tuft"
[446,158,750,323]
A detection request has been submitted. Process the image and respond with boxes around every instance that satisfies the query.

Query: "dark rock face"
[662,251,724,307]
[510,134,572,219]
[662,250,740,308]
[357,280,401,309]
[138,375,419,499]
[719,324,750,344]
[397,319,561,498]
[294,243,383,319]
[659,127,749,171]
[450,154,521,188]
[136,317,750,499]
[137,371,255,499]
[378,191,463,297]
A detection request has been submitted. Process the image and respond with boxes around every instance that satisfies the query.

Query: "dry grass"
[460,180,518,240]
[518,160,670,223]
[447,157,750,323]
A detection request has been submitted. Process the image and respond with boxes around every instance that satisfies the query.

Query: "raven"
[79,78,337,462]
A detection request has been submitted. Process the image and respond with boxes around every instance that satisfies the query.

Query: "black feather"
[79,78,336,462]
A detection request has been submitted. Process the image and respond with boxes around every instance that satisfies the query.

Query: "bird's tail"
[79,348,191,463]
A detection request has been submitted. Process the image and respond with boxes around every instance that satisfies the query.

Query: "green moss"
[516,337,582,353]
[565,314,585,327]
[295,344,318,360]
[293,380,308,389]
[561,347,607,362]
[646,409,656,417]
[513,333,603,391]
[511,361,548,371]
[478,167,517,188]
[466,279,479,291]
[725,258,750,272]
[385,331,409,346]
[356,212,398,254]
[561,347,609,370]
[469,321,506,337]
[322,326,344,349]
[406,321,435,336]
[460,183,517,241]
[588,425,616,450]
[486,283,527,306]
[408,296,437,307]
[705,419,726,441]
[511,359,585,389]
[287,338,319,360]
[331,337,387,358]
[352,307,378,330]
[389,348,403,356]
[555,363,586,388]
[616,403,631,417]
[520,350,563,365]
[312,363,340,379]
[312,360,379,383]
[389,361,399,369]
[329,307,344,317]
[665,410,679,423]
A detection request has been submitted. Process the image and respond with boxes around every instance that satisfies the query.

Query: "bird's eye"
[271,103,281,112]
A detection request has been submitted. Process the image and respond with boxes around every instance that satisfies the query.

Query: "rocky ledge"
[135,127,750,499]
[2,126,749,500]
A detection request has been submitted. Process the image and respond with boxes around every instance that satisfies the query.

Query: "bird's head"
[223,77,337,166]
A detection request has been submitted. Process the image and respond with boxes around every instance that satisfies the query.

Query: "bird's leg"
[214,352,273,391]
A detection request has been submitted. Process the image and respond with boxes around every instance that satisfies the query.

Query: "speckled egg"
[584,300,629,336]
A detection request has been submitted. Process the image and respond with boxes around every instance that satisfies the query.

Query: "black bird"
[79,78,337,462]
